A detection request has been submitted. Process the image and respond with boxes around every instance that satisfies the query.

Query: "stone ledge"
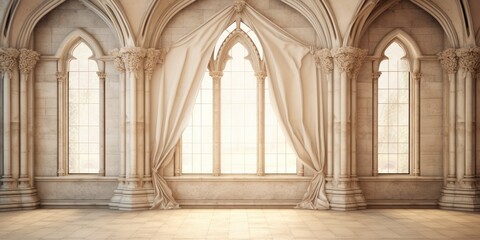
[35,176,118,182]
[165,175,312,182]
[358,176,443,182]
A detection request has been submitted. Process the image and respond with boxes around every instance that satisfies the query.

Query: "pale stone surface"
[0,0,478,212]
[1,208,480,239]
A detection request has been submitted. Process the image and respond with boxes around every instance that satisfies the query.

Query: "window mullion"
[211,71,223,176]
[255,71,266,176]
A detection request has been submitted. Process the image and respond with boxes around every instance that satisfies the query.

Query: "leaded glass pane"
[378,42,410,174]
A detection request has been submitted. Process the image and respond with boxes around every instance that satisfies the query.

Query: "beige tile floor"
[0,208,479,240]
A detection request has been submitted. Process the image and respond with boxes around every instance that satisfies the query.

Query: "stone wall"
[32,0,120,205]
[356,0,445,205]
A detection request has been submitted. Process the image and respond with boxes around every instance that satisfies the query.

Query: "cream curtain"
[150,7,234,209]
[151,3,329,210]
[242,7,329,209]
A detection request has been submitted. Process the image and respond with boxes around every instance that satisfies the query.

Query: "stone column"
[438,49,458,185]
[109,47,153,211]
[97,72,106,176]
[18,49,39,187]
[372,72,381,176]
[144,48,163,186]
[413,72,422,176]
[113,50,126,179]
[457,48,480,182]
[0,48,39,210]
[109,49,126,209]
[351,53,366,179]
[256,71,266,176]
[56,72,67,176]
[0,48,19,189]
[210,71,222,176]
[439,47,480,211]
[315,49,334,179]
[327,47,366,210]
[121,48,145,180]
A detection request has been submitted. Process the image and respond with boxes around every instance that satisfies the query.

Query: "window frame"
[371,30,422,176]
[55,30,106,176]
[376,42,411,174]
[176,21,302,176]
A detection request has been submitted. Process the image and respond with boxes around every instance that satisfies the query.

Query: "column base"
[109,178,154,211]
[439,180,480,211]
[0,187,40,211]
[326,177,366,211]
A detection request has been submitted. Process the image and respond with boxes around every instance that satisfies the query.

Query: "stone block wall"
[32,0,120,206]
[356,0,445,205]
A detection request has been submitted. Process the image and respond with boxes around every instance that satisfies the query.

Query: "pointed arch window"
[180,22,297,175]
[68,42,102,174]
[377,42,410,174]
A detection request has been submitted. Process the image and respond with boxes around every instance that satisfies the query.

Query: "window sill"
[358,175,443,182]
[165,175,312,182]
[35,176,117,182]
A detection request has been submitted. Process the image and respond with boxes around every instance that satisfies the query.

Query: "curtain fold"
[151,3,329,210]
[150,7,234,209]
[242,6,330,209]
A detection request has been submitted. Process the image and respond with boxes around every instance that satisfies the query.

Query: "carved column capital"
[0,48,19,73]
[209,70,223,80]
[255,71,267,80]
[456,47,480,73]
[145,48,166,75]
[333,47,367,74]
[56,72,66,82]
[312,48,333,73]
[437,48,458,74]
[97,72,106,79]
[413,72,422,81]
[19,49,40,74]
[110,48,125,73]
[120,47,146,72]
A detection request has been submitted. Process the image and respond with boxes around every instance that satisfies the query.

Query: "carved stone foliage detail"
[110,48,125,73]
[120,47,146,72]
[255,71,267,80]
[333,47,367,74]
[312,48,333,73]
[209,71,223,80]
[0,48,20,73]
[97,72,106,79]
[372,72,381,81]
[437,48,458,74]
[56,72,66,82]
[456,48,480,73]
[145,48,166,74]
[19,49,40,74]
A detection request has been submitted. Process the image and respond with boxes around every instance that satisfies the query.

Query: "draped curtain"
[151,3,329,210]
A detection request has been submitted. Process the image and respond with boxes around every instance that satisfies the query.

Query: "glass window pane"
[377,42,409,174]
[182,70,213,174]
[68,42,100,174]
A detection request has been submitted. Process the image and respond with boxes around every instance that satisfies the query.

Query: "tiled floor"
[0,208,479,239]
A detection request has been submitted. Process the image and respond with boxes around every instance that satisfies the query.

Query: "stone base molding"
[326,178,367,211]
[109,178,154,210]
[0,188,40,211]
[439,183,480,211]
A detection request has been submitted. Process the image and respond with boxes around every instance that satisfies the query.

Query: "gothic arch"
[145,0,337,48]
[55,28,105,73]
[348,0,459,48]
[14,0,126,48]
[372,29,422,69]
[210,28,264,73]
